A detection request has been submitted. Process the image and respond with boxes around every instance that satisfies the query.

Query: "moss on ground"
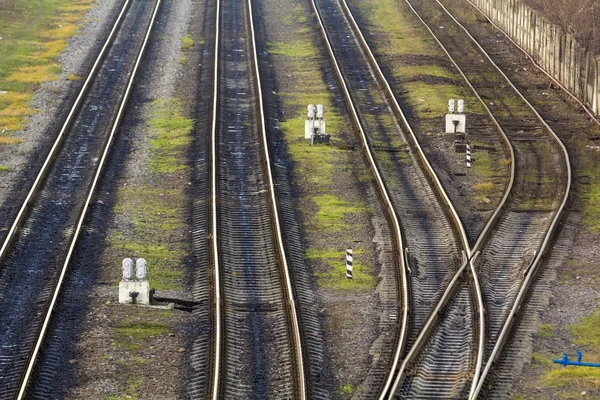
[312,194,368,230]
[579,165,600,232]
[147,98,194,173]
[0,0,95,131]
[525,302,600,395]
[108,98,193,291]
[536,323,556,339]
[353,0,509,213]
[108,308,174,398]
[267,5,375,293]
[180,34,195,51]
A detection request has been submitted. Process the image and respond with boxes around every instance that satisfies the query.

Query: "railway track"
[0,0,162,397]
[309,0,488,397]
[361,0,570,398]
[196,0,307,397]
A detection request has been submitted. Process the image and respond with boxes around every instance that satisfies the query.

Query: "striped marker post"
[466,144,472,168]
[346,248,353,279]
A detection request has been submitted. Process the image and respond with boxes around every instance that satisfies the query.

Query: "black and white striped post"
[466,144,472,168]
[346,248,353,279]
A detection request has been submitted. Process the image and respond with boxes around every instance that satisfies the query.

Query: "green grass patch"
[0,0,95,131]
[0,135,23,145]
[312,194,368,230]
[268,5,376,299]
[537,323,556,339]
[540,364,600,390]
[147,98,194,173]
[579,165,600,231]
[109,310,173,398]
[362,1,433,55]
[107,96,192,291]
[531,351,555,367]
[533,303,600,393]
[340,383,354,395]
[115,320,171,349]
[109,186,187,291]
[569,302,600,349]
[180,34,195,51]
[402,81,463,119]
[268,40,315,58]
[395,64,455,79]
[305,248,364,259]
[315,259,375,292]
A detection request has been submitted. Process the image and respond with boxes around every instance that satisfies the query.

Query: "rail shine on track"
[207,0,305,397]
[0,0,162,397]
[365,0,570,398]
[309,0,487,397]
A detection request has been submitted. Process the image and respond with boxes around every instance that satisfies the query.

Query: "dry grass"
[8,64,62,85]
[0,136,23,145]
[0,0,95,135]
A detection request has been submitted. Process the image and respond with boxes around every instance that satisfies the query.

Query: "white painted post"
[122,258,134,280]
[466,144,472,168]
[136,258,147,280]
[346,249,353,279]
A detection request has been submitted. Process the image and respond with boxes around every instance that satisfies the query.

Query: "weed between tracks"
[99,96,192,398]
[352,0,508,212]
[0,0,95,132]
[108,98,192,291]
[525,305,600,397]
[268,21,376,293]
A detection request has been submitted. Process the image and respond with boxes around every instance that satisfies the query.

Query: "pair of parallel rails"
[0,0,162,397]
[310,0,571,398]
[0,0,576,397]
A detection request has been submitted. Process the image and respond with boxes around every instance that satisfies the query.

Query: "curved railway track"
[203,0,306,397]
[362,0,570,398]
[309,0,487,397]
[0,0,162,397]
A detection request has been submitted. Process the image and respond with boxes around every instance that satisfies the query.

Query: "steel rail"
[377,0,522,393]
[0,0,132,268]
[209,0,221,395]
[463,0,600,127]
[208,0,307,396]
[15,0,163,397]
[334,1,501,397]
[311,0,486,397]
[247,0,307,396]
[416,1,570,396]
[308,1,410,398]
[388,0,570,397]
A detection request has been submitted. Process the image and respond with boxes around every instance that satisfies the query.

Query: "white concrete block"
[445,114,466,134]
[119,280,150,304]
[305,119,326,139]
